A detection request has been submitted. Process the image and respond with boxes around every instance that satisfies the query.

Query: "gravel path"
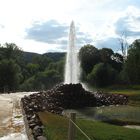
[0,92,36,140]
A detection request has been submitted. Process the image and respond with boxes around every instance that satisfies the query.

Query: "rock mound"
[21,83,128,140]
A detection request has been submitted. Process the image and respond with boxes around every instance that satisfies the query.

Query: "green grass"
[39,112,140,140]
[39,112,69,140]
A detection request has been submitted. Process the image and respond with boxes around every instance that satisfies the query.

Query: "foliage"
[99,48,113,63]
[20,77,35,91]
[32,55,52,71]
[0,38,140,91]
[79,44,100,74]
[47,59,65,79]
[43,52,65,62]
[87,63,117,87]
[0,59,21,92]
[0,43,65,92]
[111,53,123,72]
[79,45,124,87]
[0,43,22,63]
[124,39,140,84]
[21,69,62,91]
[34,69,62,90]
[26,63,40,77]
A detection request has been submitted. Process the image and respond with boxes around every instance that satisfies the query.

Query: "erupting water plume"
[64,21,80,84]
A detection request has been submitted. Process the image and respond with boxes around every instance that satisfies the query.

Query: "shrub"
[87,63,117,87]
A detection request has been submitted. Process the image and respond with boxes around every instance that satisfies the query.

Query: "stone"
[36,136,47,140]
[32,125,43,137]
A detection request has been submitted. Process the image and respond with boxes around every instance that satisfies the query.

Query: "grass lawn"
[39,111,140,140]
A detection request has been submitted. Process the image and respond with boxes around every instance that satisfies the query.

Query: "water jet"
[64,21,80,84]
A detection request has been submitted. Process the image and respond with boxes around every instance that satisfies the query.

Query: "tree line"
[0,43,65,92]
[0,39,140,92]
[79,39,140,87]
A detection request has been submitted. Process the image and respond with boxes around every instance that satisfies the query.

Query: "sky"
[0,0,140,54]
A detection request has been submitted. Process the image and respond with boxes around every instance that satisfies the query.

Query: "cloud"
[95,6,140,53]
[76,29,94,47]
[115,16,140,37]
[26,20,69,44]
[115,6,140,37]
[95,37,120,51]
[0,24,4,29]
[25,20,93,50]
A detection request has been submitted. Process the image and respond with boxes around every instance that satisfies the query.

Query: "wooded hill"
[0,39,140,92]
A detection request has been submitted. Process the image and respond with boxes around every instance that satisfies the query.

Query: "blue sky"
[0,0,140,53]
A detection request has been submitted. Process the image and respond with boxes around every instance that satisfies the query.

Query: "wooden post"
[68,113,76,140]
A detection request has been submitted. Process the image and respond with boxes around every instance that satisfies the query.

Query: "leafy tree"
[47,59,65,79]
[20,77,35,91]
[99,48,114,64]
[124,39,140,84]
[32,55,52,71]
[21,69,62,91]
[34,70,62,90]
[0,59,21,92]
[110,53,123,72]
[79,44,100,74]
[117,68,130,84]
[26,63,40,77]
[1,43,22,62]
[0,43,66,91]
[87,63,117,87]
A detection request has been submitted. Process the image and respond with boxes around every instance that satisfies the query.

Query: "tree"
[98,48,123,72]
[0,59,21,92]
[99,48,114,64]
[32,55,52,71]
[124,39,140,84]
[20,77,35,91]
[87,63,117,87]
[110,53,123,72]
[26,63,40,77]
[2,43,22,61]
[79,44,100,74]
[47,59,65,79]
[33,69,62,90]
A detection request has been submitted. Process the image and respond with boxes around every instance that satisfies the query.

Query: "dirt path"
[0,92,36,140]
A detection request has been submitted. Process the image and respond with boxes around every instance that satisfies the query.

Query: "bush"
[0,59,21,92]
[20,69,62,91]
[124,39,140,84]
[87,63,117,87]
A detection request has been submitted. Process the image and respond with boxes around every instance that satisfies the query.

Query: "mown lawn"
[39,111,140,140]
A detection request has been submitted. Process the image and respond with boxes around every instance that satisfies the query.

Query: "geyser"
[64,21,80,84]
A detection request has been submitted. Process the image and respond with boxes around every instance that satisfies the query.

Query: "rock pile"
[95,91,128,106]
[21,83,128,140]
[47,83,97,108]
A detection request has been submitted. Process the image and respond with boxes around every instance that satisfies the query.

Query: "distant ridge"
[23,51,66,63]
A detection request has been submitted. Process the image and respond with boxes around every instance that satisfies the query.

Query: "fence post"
[68,113,76,140]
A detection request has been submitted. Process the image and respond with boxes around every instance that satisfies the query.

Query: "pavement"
[0,92,36,140]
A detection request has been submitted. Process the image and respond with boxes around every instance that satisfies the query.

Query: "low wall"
[21,101,35,140]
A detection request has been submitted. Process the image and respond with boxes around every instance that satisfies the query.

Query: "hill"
[23,51,66,63]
